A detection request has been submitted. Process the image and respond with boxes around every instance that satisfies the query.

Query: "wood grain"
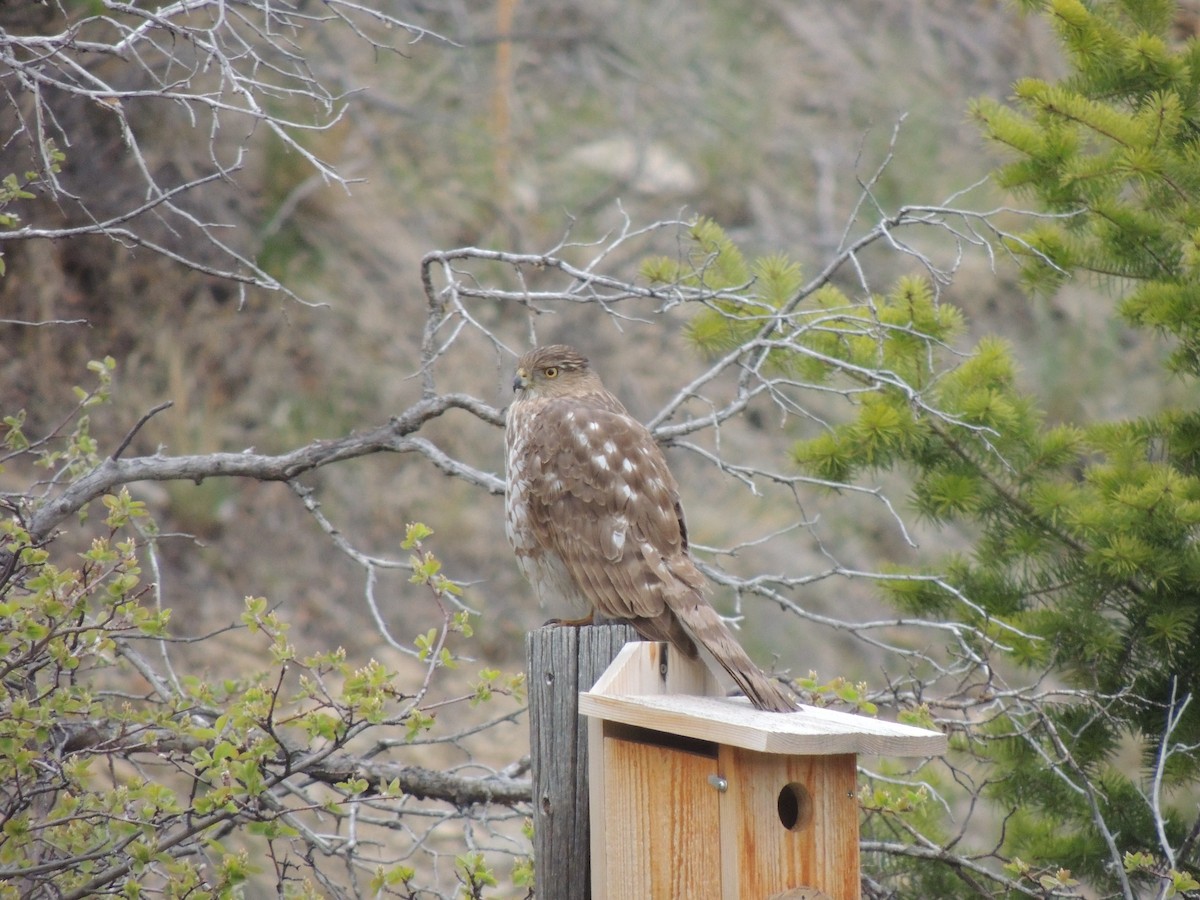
[719,749,859,900]
[601,734,721,899]
[583,641,945,899]
[581,644,947,758]
[527,623,638,900]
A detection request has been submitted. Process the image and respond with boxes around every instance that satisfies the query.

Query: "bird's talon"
[541,614,595,628]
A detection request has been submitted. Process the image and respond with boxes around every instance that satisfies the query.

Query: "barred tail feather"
[673,596,798,713]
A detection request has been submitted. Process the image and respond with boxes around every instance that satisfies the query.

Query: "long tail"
[673,596,798,713]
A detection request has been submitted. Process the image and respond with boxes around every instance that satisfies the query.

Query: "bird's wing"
[513,394,798,711]
[520,396,703,622]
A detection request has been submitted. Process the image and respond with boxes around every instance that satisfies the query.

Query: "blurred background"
[2,0,1175,694]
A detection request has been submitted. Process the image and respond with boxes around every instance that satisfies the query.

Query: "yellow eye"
[543,366,559,378]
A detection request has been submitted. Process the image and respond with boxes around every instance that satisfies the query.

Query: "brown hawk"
[505,344,797,712]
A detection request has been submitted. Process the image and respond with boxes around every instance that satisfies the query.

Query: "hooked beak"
[512,367,529,393]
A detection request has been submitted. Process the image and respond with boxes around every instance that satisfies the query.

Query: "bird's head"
[512,345,601,398]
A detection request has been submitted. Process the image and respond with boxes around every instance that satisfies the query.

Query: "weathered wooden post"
[526,622,639,900]
[579,641,947,900]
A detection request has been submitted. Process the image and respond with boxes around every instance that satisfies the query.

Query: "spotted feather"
[505,344,797,712]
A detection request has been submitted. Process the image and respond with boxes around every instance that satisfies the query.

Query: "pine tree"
[671,2,1200,894]
[960,3,1200,888]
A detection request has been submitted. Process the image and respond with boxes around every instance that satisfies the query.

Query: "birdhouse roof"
[580,642,947,757]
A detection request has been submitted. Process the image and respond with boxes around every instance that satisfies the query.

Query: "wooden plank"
[601,734,721,900]
[588,639,721,899]
[527,623,638,900]
[589,639,721,698]
[580,693,946,756]
[580,644,946,758]
[719,749,860,900]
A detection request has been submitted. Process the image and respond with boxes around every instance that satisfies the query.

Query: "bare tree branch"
[19,392,503,543]
[0,0,453,297]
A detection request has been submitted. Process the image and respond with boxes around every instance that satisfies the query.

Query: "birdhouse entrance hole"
[777,782,813,832]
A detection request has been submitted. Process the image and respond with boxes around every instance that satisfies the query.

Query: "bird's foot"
[541,613,596,628]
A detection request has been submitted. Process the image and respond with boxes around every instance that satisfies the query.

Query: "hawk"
[505,344,797,713]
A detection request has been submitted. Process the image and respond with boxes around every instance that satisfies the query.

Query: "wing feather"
[519,394,696,623]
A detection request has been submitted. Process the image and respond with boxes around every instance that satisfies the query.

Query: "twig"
[110,401,173,461]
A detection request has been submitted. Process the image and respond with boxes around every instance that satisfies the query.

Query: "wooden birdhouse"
[578,641,947,900]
